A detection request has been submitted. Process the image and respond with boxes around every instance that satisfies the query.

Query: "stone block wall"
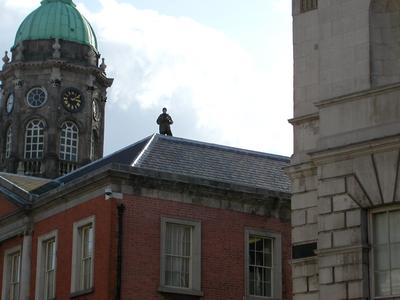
[290,0,400,299]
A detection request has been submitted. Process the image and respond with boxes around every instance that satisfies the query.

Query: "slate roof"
[38,134,290,194]
[135,135,291,193]
[0,173,50,192]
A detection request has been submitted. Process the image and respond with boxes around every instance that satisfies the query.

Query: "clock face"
[92,100,100,121]
[6,93,14,113]
[62,88,83,112]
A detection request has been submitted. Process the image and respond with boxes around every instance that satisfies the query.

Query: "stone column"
[19,234,32,300]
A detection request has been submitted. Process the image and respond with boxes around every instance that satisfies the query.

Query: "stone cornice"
[288,112,319,125]
[36,163,291,204]
[284,161,317,178]
[0,60,113,87]
[28,163,291,223]
[309,133,400,164]
[315,81,400,109]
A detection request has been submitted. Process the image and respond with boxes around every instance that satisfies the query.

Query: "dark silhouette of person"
[156,107,173,136]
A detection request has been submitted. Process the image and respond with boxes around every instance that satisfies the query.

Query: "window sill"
[69,287,94,298]
[158,286,204,297]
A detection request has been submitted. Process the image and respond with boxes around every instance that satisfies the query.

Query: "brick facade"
[0,166,292,299]
[0,196,119,300]
[121,195,292,299]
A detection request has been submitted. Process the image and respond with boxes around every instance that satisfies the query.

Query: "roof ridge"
[156,134,290,162]
[56,135,154,181]
[131,133,157,167]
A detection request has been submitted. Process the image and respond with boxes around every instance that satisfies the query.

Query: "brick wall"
[29,195,118,300]
[121,195,292,300]
[0,197,19,218]
[0,197,117,300]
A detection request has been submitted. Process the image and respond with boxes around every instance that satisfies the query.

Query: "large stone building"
[0,1,292,299]
[288,0,400,299]
[0,0,113,179]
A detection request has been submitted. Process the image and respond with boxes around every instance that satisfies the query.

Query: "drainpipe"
[116,204,125,300]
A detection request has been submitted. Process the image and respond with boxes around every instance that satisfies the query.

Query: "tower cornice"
[0,61,113,88]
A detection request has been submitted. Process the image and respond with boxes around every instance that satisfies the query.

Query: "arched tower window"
[24,119,45,159]
[370,0,400,86]
[5,126,11,159]
[60,121,79,162]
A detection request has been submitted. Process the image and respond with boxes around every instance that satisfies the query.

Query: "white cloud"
[0,0,293,156]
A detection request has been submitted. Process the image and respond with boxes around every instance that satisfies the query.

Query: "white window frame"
[70,216,95,295]
[369,206,400,299]
[159,217,202,296]
[35,230,57,300]
[1,245,21,300]
[245,229,282,300]
[59,121,79,162]
[5,125,11,159]
[24,119,45,159]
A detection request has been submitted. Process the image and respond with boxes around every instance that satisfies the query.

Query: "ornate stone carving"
[52,38,61,59]
[13,79,24,88]
[100,58,107,73]
[2,51,10,68]
[86,74,95,90]
[50,67,62,87]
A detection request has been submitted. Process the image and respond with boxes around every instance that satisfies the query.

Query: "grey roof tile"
[33,134,291,194]
[136,135,291,193]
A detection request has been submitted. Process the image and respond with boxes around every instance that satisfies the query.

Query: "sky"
[0,0,293,156]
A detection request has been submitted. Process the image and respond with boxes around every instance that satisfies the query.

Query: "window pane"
[44,239,56,299]
[8,252,20,300]
[373,210,400,297]
[255,238,263,251]
[265,281,272,297]
[390,210,400,243]
[374,245,390,271]
[391,243,400,269]
[83,259,92,289]
[375,271,390,296]
[392,269,400,295]
[248,235,273,297]
[59,122,79,162]
[164,223,192,288]
[249,250,255,265]
[46,270,55,299]
[374,212,388,245]
[24,119,45,160]
[256,251,263,266]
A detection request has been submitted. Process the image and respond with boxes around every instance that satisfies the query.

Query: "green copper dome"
[14,0,98,51]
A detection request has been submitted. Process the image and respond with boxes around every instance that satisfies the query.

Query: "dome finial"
[100,58,107,73]
[2,51,10,65]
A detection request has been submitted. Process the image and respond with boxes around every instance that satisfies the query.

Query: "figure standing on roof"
[156,107,173,136]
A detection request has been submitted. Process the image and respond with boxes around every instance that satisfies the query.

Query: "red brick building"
[0,1,292,299]
[0,134,291,299]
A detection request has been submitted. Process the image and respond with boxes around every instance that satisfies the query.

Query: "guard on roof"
[156,107,173,136]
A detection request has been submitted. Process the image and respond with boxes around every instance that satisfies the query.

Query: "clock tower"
[0,0,113,178]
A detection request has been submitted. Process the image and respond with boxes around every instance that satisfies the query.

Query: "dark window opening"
[301,0,318,13]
